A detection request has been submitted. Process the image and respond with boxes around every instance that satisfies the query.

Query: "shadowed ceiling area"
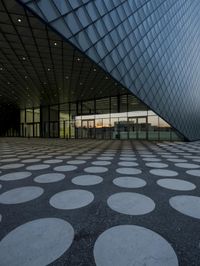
[0,0,132,109]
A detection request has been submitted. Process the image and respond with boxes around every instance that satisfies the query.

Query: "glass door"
[137,117,147,140]
[81,119,95,138]
[128,117,137,139]
[128,116,147,140]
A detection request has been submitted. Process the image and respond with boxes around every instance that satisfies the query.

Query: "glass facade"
[20,94,183,141]
[20,0,200,141]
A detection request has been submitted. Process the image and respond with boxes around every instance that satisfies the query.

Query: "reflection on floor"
[0,138,200,265]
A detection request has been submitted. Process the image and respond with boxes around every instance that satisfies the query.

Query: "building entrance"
[82,119,95,138]
[128,116,147,140]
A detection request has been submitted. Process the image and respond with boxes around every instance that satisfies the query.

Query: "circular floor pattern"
[72,175,103,186]
[76,156,92,160]
[119,157,137,161]
[26,164,50,171]
[118,161,138,167]
[56,155,71,159]
[107,192,155,215]
[53,165,77,172]
[150,169,178,177]
[186,169,200,177]
[0,172,32,181]
[0,158,19,163]
[116,168,142,175]
[21,159,41,163]
[67,160,86,165]
[142,158,161,162]
[50,189,94,210]
[157,178,196,191]
[36,155,52,159]
[175,163,200,169]
[94,225,178,266]
[34,173,65,183]
[113,177,146,188]
[169,195,200,219]
[97,157,113,160]
[167,158,187,163]
[43,159,63,164]
[84,167,108,173]
[145,162,168,168]
[0,218,74,266]
[0,163,25,170]
[0,186,43,204]
[92,161,111,166]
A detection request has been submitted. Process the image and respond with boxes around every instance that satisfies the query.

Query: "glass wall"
[19,94,184,141]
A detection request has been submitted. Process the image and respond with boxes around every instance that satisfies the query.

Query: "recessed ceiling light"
[47,68,51,71]
[65,76,69,79]
[0,67,3,70]
[77,57,81,61]
[93,68,96,72]
[105,76,108,79]
[17,18,22,23]
[25,75,28,79]
[54,42,57,46]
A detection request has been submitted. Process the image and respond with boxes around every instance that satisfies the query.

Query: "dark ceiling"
[0,0,133,109]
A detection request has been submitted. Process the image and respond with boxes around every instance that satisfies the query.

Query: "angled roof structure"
[17,0,200,140]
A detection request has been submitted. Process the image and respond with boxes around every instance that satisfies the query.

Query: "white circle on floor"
[167,159,187,163]
[76,156,92,160]
[50,189,94,210]
[186,170,200,177]
[120,157,137,161]
[0,218,74,266]
[92,161,111,166]
[97,157,113,160]
[84,167,108,173]
[145,162,168,168]
[118,161,138,167]
[72,175,103,186]
[107,192,155,215]
[116,168,142,175]
[26,164,50,170]
[0,158,19,163]
[169,195,200,219]
[157,179,196,191]
[37,155,52,159]
[54,165,77,172]
[34,173,65,183]
[0,172,32,181]
[0,163,25,170]
[0,186,43,204]
[150,169,178,177]
[21,159,41,163]
[67,160,86,165]
[175,163,200,169]
[94,225,178,266]
[142,158,161,162]
[43,159,63,164]
[56,155,71,159]
[113,177,146,188]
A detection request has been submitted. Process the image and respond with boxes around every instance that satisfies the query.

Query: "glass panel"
[159,117,171,140]
[148,115,159,140]
[137,117,147,140]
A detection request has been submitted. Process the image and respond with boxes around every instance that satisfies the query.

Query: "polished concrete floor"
[0,138,200,266]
